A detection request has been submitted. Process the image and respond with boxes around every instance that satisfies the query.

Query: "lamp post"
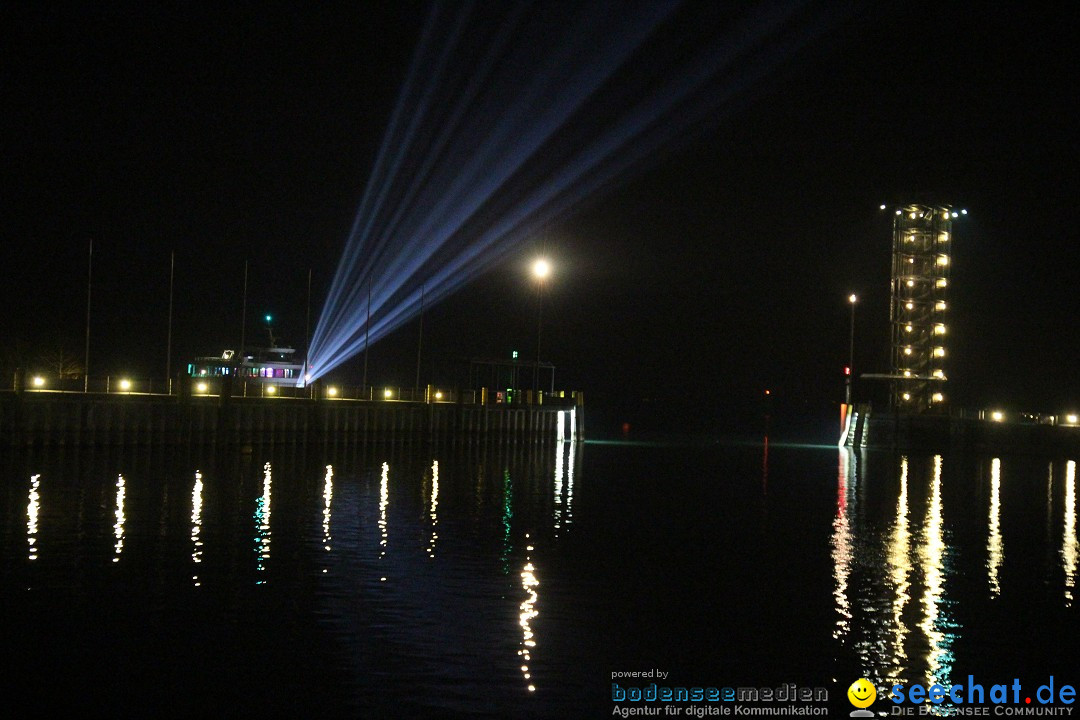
[532,258,550,393]
[846,293,857,405]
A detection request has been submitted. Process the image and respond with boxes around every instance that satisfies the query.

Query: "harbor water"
[2,439,1077,716]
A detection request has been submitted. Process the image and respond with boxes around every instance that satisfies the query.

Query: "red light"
[844,366,851,375]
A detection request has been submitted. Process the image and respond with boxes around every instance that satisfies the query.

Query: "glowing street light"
[1066,414,1079,425]
[196,382,209,393]
[532,257,551,393]
[327,386,338,397]
[384,388,393,399]
[265,385,276,395]
[991,411,1004,422]
[846,294,857,405]
[32,376,46,388]
[119,379,132,392]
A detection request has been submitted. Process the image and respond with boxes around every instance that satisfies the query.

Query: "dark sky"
[2,1,1078,438]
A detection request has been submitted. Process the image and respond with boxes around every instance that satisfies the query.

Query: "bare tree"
[38,345,85,379]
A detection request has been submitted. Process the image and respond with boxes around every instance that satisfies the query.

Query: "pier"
[0,385,584,448]
[841,404,1080,454]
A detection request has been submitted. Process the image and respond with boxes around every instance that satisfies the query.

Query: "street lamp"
[846,294,857,406]
[532,258,550,393]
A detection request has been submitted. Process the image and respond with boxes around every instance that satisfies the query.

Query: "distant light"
[844,366,850,376]
[933,369,945,379]
[880,204,887,210]
[904,347,913,355]
[905,302,914,310]
[327,386,338,397]
[903,370,912,377]
[937,255,949,266]
[384,388,393,398]
[934,347,945,357]
[196,382,208,393]
[848,294,857,304]
[119,379,132,391]
[951,212,958,218]
[435,391,443,400]
[936,278,947,288]
[935,324,946,334]
[266,385,276,395]
[265,315,273,323]
[942,211,949,220]
[906,279,915,287]
[1066,414,1079,425]
[764,389,771,395]
[931,393,944,403]
[533,258,550,279]
[512,350,519,360]
[902,393,911,401]
[895,210,902,216]
[991,411,1004,422]
[905,325,913,332]
[961,209,968,215]
[935,301,947,311]
[910,212,917,219]
[32,376,46,387]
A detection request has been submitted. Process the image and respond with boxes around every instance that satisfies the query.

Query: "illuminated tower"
[888,204,961,411]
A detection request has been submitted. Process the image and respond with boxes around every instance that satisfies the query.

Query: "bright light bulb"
[533,258,550,279]
[937,255,949,266]
[119,379,132,391]
[384,389,393,398]
[196,382,208,393]
[932,393,944,403]
[32,376,46,387]
[266,385,276,395]
[904,347,913,355]
[902,393,911,401]
[849,294,857,304]
[991,411,1004,422]
[1066,414,1078,424]
[935,325,946,334]
[934,347,945,357]
[327,387,338,397]
[906,302,914,310]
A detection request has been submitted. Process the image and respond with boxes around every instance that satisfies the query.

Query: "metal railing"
[8,373,580,407]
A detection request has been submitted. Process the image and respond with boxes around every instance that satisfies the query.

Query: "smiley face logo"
[847,678,877,708]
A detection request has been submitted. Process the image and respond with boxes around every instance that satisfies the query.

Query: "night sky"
[3,1,1078,440]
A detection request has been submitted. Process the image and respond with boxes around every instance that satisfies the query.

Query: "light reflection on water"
[886,456,910,679]
[426,460,438,558]
[191,470,204,586]
[4,440,1078,716]
[112,474,126,562]
[254,461,272,581]
[987,458,1003,598]
[1065,460,1077,607]
[27,473,41,561]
